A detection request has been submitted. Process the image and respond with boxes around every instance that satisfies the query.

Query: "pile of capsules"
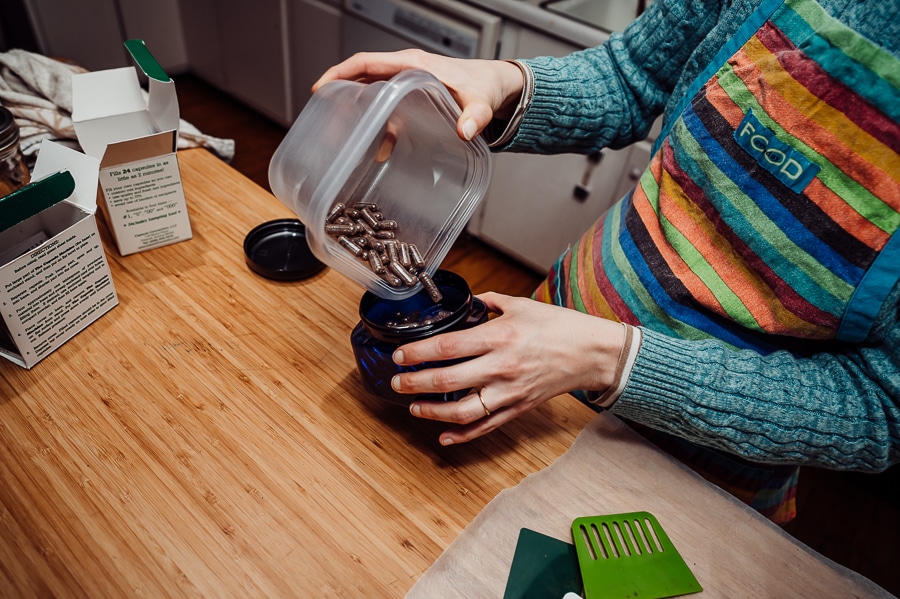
[382,307,454,330]
[324,201,443,303]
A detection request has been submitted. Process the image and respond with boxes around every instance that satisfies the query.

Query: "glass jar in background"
[0,106,30,198]
[351,269,488,406]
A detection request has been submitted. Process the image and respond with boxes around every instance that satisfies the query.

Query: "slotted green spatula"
[571,511,702,599]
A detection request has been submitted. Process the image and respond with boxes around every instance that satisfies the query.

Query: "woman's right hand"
[312,49,525,141]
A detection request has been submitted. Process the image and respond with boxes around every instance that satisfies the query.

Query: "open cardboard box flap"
[72,39,180,161]
[30,139,100,212]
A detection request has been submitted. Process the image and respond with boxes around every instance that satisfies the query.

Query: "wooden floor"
[174,74,900,597]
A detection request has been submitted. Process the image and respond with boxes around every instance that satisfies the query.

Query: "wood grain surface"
[0,148,596,597]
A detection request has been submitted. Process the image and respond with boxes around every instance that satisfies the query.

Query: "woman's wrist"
[484,60,534,148]
[584,323,642,408]
[495,60,528,119]
[594,324,642,408]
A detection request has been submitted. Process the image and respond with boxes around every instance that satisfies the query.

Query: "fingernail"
[441,437,454,446]
[393,349,404,363]
[461,119,477,141]
[410,403,421,416]
[391,375,401,391]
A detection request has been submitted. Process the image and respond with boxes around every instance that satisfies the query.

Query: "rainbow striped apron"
[535,0,900,522]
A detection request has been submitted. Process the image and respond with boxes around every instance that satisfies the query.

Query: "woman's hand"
[391,292,625,444]
[312,49,525,141]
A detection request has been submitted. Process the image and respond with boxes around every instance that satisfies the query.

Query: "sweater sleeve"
[508,0,744,153]
[508,0,900,155]
[610,283,900,472]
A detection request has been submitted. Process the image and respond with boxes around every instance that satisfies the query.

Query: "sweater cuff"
[485,60,534,148]
[491,57,565,151]
[609,328,701,423]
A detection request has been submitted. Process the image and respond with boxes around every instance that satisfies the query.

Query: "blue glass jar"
[350,270,487,406]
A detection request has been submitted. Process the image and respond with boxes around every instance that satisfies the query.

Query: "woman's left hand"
[391,292,625,444]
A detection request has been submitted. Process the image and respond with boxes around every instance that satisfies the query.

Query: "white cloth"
[0,48,234,165]
[406,414,894,599]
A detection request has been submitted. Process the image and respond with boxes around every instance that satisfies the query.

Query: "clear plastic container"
[269,69,492,300]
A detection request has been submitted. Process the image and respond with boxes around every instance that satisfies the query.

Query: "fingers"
[457,101,495,141]
[312,49,429,92]
[392,324,491,366]
[411,388,488,424]
[475,291,512,312]
[410,387,515,445]
[391,355,483,397]
[411,386,540,445]
[312,52,524,143]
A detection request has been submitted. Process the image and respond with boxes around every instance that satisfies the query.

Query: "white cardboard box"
[72,39,192,256]
[0,141,119,369]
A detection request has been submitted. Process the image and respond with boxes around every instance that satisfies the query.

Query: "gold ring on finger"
[477,387,491,417]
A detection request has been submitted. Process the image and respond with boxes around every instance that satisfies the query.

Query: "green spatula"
[571,511,702,599]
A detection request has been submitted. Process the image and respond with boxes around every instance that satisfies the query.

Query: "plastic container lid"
[244,218,325,281]
[268,69,492,300]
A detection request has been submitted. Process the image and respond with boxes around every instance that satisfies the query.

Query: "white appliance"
[341,0,502,59]
[339,0,650,273]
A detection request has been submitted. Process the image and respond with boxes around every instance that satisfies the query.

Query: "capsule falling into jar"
[418,271,443,303]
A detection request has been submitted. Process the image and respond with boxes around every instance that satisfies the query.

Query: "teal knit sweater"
[511,0,900,471]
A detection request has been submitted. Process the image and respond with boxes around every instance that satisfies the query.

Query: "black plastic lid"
[244,218,326,281]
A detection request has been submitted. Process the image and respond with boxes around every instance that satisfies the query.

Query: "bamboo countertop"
[0,148,596,597]
[1,148,891,599]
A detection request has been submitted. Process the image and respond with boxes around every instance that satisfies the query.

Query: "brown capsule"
[385,240,400,264]
[399,242,412,267]
[418,271,443,303]
[368,251,385,274]
[356,218,376,236]
[345,208,360,220]
[380,272,404,288]
[372,212,384,220]
[390,261,417,286]
[338,235,364,257]
[370,239,385,253]
[354,202,379,211]
[408,244,426,269]
[376,219,398,231]
[325,223,357,236]
[325,202,345,223]
[373,230,396,240]
[360,208,380,229]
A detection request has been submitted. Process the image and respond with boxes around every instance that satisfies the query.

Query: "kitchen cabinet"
[180,0,291,125]
[288,0,343,116]
[22,0,188,72]
[179,0,342,125]
[467,23,645,273]
[178,0,225,85]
